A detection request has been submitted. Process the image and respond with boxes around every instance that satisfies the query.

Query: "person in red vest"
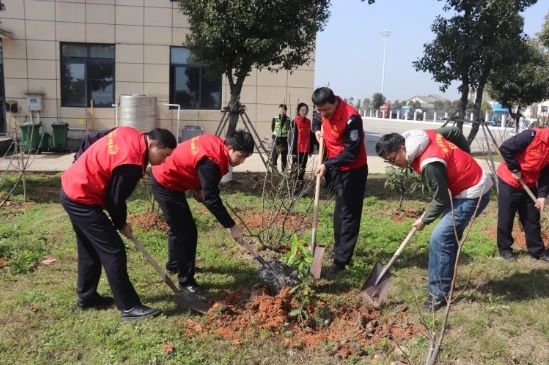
[376,127,493,310]
[290,102,312,189]
[311,87,368,273]
[150,130,255,293]
[61,126,177,321]
[496,128,548,262]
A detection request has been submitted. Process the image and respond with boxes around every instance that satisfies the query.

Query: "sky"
[315,0,549,102]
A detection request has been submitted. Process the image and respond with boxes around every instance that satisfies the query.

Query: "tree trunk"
[225,75,245,138]
[456,80,469,133]
[466,83,485,145]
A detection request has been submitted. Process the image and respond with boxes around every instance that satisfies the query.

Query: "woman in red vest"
[376,127,493,311]
[290,102,312,189]
[496,128,548,262]
[61,127,176,321]
[150,130,254,293]
[311,87,368,273]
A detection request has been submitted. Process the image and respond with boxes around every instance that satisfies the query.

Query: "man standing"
[311,87,368,273]
[150,131,254,292]
[496,128,548,262]
[376,127,493,311]
[271,104,291,172]
[61,127,177,321]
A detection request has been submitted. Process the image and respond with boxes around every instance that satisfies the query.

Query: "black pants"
[60,190,141,310]
[292,153,309,181]
[497,178,545,257]
[331,164,368,266]
[150,176,197,285]
[271,137,288,171]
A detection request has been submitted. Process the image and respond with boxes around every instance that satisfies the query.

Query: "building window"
[170,47,222,110]
[61,43,115,108]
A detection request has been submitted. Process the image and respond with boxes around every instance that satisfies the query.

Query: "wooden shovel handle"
[311,128,325,248]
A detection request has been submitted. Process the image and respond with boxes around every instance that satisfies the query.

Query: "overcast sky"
[315,0,549,102]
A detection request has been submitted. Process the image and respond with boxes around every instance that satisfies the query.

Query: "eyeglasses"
[383,146,402,164]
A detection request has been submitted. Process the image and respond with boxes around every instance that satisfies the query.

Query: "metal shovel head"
[173,290,211,314]
[310,245,325,280]
[359,262,395,308]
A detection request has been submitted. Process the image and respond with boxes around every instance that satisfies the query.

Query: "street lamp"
[381,29,391,95]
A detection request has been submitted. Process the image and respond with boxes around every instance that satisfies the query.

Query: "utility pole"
[381,29,391,95]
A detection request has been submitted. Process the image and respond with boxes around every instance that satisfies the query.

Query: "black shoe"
[499,251,517,262]
[328,263,346,275]
[529,251,549,263]
[423,296,447,312]
[120,305,161,321]
[77,294,115,310]
[180,278,202,294]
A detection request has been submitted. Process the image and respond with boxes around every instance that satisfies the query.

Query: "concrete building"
[0,0,314,141]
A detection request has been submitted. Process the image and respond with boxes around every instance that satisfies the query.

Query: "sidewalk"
[0,150,497,175]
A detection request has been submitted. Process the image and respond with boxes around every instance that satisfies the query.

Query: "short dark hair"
[311,87,336,106]
[375,133,405,157]
[296,102,309,115]
[147,128,177,149]
[225,130,254,156]
[279,104,287,111]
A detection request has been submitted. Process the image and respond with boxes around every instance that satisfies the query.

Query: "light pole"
[381,29,391,96]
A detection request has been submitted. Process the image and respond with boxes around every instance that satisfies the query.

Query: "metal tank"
[118,94,157,131]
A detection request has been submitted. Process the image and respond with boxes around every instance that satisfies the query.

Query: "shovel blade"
[359,262,395,308]
[174,290,211,314]
[310,246,325,280]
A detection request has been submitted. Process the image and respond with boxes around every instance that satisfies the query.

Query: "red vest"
[152,134,229,192]
[411,130,482,196]
[322,97,367,171]
[61,127,147,206]
[497,128,549,188]
[294,116,311,153]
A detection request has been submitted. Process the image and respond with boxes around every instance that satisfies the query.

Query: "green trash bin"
[51,122,69,152]
[40,132,51,152]
[19,122,42,153]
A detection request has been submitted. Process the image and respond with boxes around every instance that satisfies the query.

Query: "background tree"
[177,0,330,137]
[372,92,386,110]
[540,14,549,47]
[488,39,549,131]
[362,97,371,110]
[0,1,4,11]
[433,100,445,112]
[355,98,362,111]
[414,0,537,144]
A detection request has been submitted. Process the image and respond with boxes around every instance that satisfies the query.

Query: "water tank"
[118,94,157,131]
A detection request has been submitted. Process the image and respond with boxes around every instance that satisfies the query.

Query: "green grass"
[0,173,548,364]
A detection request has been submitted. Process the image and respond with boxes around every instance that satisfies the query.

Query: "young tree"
[488,39,549,131]
[176,0,330,137]
[372,93,386,110]
[414,0,537,143]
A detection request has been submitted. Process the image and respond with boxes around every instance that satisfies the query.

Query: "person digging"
[496,128,549,263]
[150,131,254,293]
[376,127,493,311]
[61,127,177,321]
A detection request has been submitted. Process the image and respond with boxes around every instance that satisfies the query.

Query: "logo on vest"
[190,136,200,155]
[435,133,457,153]
[107,130,119,155]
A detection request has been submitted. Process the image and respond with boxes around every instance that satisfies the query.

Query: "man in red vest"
[151,130,254,293]
[496,128,548,262]
[311,87,368,273]
[61,127,177,321]
[376,127,493,311]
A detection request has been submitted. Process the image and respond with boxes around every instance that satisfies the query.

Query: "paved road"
[1,117,506,174]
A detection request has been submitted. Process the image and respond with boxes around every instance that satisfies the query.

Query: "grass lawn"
[0,172,547,365]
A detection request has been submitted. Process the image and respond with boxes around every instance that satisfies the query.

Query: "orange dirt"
[484,225,549,248]
[0,255,8,269]
[239,211,310,232]
[182,286,424,358]
[391,208,422,222]
[128,211,169,232]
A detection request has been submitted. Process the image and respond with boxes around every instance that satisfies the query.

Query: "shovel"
[360,214,423,308]
[128,235,211,314]
[236,236,297,295]
[310,130,326,279]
